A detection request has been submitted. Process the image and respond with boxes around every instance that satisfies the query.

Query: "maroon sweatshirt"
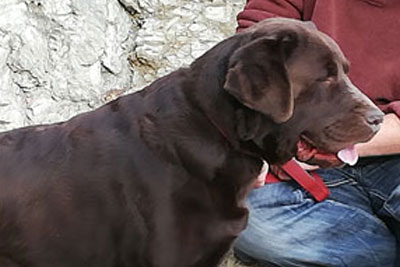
[236,0,400,117]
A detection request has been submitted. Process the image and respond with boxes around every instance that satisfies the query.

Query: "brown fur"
[0,18,382,267]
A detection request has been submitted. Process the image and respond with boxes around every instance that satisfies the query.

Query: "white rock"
[0,0,245,132]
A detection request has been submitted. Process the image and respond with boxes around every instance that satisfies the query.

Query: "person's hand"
[269,159,320,181]
[296,136,345,168]
[300,153,343,168]
[252,159,322,189]
[252,161,268,188]
[296,114,400,167]
[355,113,400,157]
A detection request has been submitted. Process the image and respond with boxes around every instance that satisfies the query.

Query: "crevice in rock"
[117,0,140,16]
[128,53,158,74]
[0,120,11,125]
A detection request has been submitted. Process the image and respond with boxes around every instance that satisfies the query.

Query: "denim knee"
[234,183,397,267]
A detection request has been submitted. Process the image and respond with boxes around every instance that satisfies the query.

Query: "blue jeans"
[234,155,400,267]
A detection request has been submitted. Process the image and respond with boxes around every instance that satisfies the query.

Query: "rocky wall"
[0,0,245,131]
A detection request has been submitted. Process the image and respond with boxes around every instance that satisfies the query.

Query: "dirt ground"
[219,251,255,267]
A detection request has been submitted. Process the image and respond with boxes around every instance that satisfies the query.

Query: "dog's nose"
[365,110,384,125]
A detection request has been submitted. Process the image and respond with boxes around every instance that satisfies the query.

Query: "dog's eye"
[326,63,338,77]
[316,62,337,82]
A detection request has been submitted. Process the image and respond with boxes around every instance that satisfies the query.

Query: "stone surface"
[0,0,245,131]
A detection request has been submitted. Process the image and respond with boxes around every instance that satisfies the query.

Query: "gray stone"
[0,0,245,131]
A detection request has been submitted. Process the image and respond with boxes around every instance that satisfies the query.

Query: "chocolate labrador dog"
[0,18,383,267]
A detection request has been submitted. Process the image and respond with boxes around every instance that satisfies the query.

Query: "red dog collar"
[265,159,330,202]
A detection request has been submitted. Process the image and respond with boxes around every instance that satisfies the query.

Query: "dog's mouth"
[296,135,359,166]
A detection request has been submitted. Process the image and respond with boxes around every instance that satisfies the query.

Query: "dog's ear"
[224,32,298,123]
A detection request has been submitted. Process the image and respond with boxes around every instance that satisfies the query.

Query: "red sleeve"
[236,0,305,32]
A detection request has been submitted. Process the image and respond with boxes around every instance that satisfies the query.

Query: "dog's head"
[224,18,383,166]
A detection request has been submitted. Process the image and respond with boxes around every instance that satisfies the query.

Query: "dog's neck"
[132,34,269,205]
[187,36,244,142]
[187,34,277,160]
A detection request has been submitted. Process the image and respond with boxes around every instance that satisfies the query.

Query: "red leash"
[265,159,330,202]
[203,109,330,202]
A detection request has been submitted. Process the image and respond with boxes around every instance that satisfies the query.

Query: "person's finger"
[253,161,268,188]
[307,153,343,168]
[295,160,320,171]
[269,165,292,181]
